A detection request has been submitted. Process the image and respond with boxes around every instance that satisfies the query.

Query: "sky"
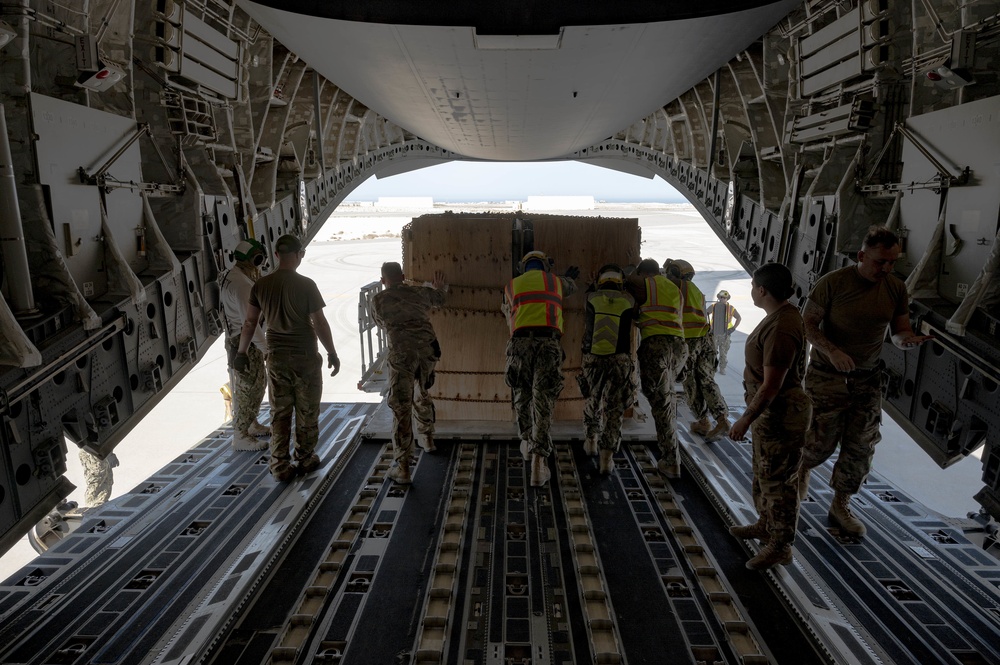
[343,161,687,203]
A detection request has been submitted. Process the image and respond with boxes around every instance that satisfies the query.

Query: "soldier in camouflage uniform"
[236,234,341,482]
[504,251,579,487]
[667,259,729,441]
[371,262,447,484]
[79,450,118,507]
[581,265,637,474]
[221,239,270,451]
[799,227,933,538]
[728,263,810,570]
[625,259,688,478]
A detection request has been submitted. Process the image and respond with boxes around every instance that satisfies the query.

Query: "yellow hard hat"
[596,263,624,288]
[520,250,552,272]
[717,290,730,299]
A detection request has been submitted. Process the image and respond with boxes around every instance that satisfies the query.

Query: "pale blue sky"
[344,161,685,203]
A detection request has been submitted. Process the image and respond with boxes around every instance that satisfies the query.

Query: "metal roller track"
[3,404,999,665]
[288,442,467,664]
[0,403,375,665]
[234,438,780,664]
[679,426,1000,665]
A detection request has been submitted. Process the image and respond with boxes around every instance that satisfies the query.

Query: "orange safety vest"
[681,281,710,338]
[505,270,564,333]
[636,275,683,339]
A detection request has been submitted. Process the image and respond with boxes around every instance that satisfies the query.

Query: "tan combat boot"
[729,519,768,540]
[598,449,614,474]
[583,435,599,456]
[657,456,681,479]
[690,418,710,436]
[248,421,271,437]
[530,454,551,487]
[271,461,295,482]
[420,434,437,453]
[745,541,793,570]
[297,453,321,474]
[829,491,866,537]
[387,459,412,485]
[704,419,729,441]
[233,431,267,451]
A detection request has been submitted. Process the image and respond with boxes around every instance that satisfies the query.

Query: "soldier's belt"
[512,328,560,339]
[810,362,882,378]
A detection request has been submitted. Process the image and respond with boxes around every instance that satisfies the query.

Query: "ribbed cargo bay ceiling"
[240,1,800,160]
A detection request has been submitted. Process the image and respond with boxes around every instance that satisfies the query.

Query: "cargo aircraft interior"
[1,1,1000,663]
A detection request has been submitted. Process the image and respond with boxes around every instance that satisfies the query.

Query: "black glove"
[328,352,341,377]
[233,352,249,373]
[564,265,581,280]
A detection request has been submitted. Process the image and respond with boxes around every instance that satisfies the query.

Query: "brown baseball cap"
[274,234,303,254]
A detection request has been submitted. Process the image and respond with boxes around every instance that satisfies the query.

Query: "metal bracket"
[859,122,971,194]
[78,122,184,194]
[78,123,150,185]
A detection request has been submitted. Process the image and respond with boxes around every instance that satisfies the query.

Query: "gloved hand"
[233,352,249,373]
[328,352,341,377]
[107,453,120,469]
[564,265,581,280]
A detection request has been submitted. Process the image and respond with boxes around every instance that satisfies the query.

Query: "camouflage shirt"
[372,283,446,348]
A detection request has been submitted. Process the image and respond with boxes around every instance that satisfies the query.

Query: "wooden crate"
[404,212,640,422]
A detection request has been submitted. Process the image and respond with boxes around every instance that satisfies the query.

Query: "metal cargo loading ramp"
[1,403,999,665]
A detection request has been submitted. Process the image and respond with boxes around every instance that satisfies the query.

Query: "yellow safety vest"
[636,276,683,339]
[682,281,710,338]
[586,290,635,355]
[506,270,564,333]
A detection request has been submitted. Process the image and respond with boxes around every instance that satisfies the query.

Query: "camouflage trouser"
[682,335,728,421]
[79,450,113,507]
[505,336,564,457]
[582,352,635,451]
[267,350,323,472]
[712,332,732,371]
[228,335,266,435]
[386,342,438,462]
[746,382,812,545]
[801,365,883,494]
[637,335,688,462]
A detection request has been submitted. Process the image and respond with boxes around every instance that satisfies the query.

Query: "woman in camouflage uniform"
[727,263,811,570]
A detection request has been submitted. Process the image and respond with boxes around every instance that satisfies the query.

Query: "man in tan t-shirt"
[799,226,933,538]
[236,234,340,482]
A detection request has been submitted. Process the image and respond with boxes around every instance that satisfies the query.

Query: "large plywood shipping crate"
[401,212,641,422]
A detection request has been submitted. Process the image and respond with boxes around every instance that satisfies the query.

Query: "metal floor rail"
[1,402,998,664]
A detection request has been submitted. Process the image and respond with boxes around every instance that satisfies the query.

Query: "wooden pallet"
[403,212,640,421]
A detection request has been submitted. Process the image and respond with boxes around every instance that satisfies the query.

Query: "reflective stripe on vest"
[724,303,736,329]
[682,281,710,338]
[506,270,564,333]
[587,290,633,355]
[636,276,683,339]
